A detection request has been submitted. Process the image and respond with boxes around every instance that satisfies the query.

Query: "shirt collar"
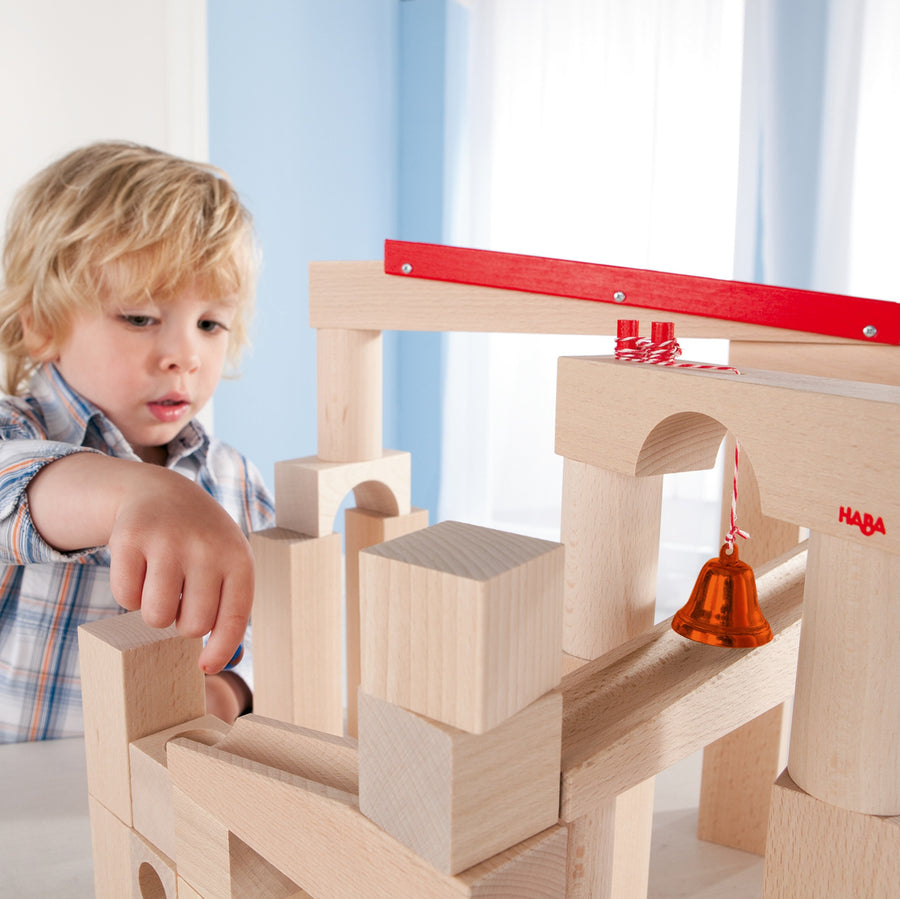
[29,363,211,467]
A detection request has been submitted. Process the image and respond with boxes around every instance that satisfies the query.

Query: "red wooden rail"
[384,240,900,346]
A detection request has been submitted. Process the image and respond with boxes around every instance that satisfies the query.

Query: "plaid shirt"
[0,364,274,742]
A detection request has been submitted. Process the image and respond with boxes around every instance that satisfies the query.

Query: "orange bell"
[671,542,773,648]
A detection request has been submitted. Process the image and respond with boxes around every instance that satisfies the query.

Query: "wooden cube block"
[358,689,562,875]
[274,450,411,537]
[763,769,900,898]
[249,528,343,734]
[79,612,205,826]
[361,520,564,733]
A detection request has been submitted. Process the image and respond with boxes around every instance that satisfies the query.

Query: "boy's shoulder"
[0,392,49,440]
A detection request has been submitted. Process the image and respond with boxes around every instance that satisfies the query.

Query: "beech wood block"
[216,713,358,795]
[762,769,900,898]
[78,611,205,826]
[88,795,136,899]
[173,787,309,898]
[344,506,430,737]
[177,876,204,899]
[249,528,343,735]
[358,689,562,875]
[131,828,177,899]
[274,450,411,538]
[555,355,900,554]
[789,531,900,815]
[560,544,806,822]
[309,261,872,344]
[316,327,382,462]
[360,519,565,733]
[130,715,230,859]
[561,460,661,659]
[168,736,568,898]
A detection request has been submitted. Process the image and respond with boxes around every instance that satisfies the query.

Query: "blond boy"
[0,142,274,742]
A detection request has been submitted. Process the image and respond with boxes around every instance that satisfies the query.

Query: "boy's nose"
[159,335,201,373]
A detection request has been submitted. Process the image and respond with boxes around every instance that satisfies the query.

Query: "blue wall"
[208,0,448,519]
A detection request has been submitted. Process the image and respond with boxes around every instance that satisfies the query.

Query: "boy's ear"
[19,310,60,362]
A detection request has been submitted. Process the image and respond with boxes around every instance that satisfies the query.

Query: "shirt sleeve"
[0,415,106,565]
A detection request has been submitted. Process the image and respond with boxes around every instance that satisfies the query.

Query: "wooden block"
[88,795,135,899]
[361,519,565,733]
[560,544,806,821]
[762,769,900,898]
[561,460,661,659]
[78,611,205,826]
[177,876,204,899]
[249,528,343,734]
[555,355,900,554]
[565,779,655,899]
[216,713,358,795]
[696,703,791,855]
[274,450,411,538]
[173,787,308,898]
[309,261,869,344]
[130,714,231,859]
[358,689,562,875]
[789,531,900,815]
[317,327,382,462]
[131,828,177,899]
[344,505,429,736]
[168,735,567,898]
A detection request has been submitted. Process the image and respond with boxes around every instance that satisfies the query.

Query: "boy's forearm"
[26,452,138,551]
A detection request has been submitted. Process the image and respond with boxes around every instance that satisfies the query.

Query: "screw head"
[401,263,413,274]
[613,291,626,303]
[862,324,878,338]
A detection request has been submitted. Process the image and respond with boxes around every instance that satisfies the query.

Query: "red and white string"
[614,319,749,548]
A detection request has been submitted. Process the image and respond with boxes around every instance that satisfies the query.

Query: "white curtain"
[439,0,743,616]
[438,0,899,617]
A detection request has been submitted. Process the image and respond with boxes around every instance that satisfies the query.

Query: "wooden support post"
[317,327,382,462]
[762,769,900,898]
[789,531,900,815]
[249,528,343,735]
[560,460,662,899]
[344,506,429,737]
[698,432,800,855]
[88,795,136,899]
[360,520,565,734]
[358,689,562,875]
[78,612,205,826]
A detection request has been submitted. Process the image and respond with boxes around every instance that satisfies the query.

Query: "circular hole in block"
[138,862,167,899]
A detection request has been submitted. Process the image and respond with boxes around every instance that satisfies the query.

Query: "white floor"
[650,751,765,898]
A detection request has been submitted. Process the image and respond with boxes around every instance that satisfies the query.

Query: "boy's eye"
[121,314,155,327]
[198,318,230,334]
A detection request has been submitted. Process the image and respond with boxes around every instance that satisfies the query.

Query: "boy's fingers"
[108,544,147,612]
[137,559,184,629]
[198,571,253,674]
[175,568,221,639]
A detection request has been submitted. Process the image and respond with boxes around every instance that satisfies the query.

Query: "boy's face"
[51,282,237,464]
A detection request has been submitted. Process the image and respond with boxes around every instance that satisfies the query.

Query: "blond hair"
[0,141,259,395]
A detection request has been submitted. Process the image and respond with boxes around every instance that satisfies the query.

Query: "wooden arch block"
[274,450,411,538]
[360,520,564,734]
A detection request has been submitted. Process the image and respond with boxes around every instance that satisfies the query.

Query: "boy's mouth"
[148,395,191,423]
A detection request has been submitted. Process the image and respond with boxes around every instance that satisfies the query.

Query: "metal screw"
[401,263,413,274]
[862,324,877,338]
[613,291,626,303]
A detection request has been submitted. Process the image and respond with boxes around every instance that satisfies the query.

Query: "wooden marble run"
[78,246,900,897]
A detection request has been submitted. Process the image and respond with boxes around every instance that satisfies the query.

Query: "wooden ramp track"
[560,543,806,822]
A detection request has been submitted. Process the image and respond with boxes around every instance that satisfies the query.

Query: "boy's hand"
[27,453,254,673]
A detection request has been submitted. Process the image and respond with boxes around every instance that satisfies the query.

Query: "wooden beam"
[560,544,806,822]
